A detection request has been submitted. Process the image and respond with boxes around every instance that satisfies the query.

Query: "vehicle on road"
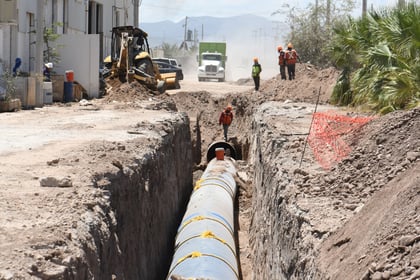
[102,26,179,93]
[153,61,184,81]
[197,42,227,82]
[152,58,181,67]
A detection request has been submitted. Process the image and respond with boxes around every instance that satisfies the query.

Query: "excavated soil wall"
[77,114,193,280]
[248,102,420,280]
[248,102,323,279]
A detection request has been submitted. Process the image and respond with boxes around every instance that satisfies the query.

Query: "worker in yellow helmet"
[285,42,300,80]
[251,57,262,92]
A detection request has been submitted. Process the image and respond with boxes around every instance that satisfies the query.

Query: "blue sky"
[139,0,403,23]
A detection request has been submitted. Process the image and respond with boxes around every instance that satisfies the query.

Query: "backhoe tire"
[157,80,166,94]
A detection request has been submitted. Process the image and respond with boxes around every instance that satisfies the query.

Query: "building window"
[114,10,120,27]
[28,12,35,29]
[88,1,103,34]
[27,12,35,72]
[52,0,57,28]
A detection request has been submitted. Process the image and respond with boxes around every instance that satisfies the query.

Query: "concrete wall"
[55,34,100,98]
[0,25,17,69]
[0,28,5,67]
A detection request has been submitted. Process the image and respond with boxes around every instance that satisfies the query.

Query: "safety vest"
[252,63,262,77]
[285,49,298,65]
[278,51,286,65]
[220,111,233,125]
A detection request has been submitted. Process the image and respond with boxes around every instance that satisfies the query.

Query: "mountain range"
[141,14,287,48]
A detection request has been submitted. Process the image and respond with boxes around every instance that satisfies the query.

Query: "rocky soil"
[163,63,419,279]
[0,62,418,279]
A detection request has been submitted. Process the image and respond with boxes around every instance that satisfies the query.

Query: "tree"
[0,68,17,101]
[330,3,420,114]
[273,0,356,67]
[43,23,63,64]
[155,43,179,58]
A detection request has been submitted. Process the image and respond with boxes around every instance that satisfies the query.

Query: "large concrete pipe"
[166,144,238,280]
[207,141,237,162]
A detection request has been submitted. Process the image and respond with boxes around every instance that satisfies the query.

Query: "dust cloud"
[178,28,284,82]
[225,38,281,81]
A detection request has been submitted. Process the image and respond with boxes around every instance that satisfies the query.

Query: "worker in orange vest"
[284,42,300,80]
[219,105,234,142]
[277,45,286,80]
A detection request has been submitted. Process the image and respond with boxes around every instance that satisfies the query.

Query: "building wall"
[55,34,100,98]
[1,0,136,98]
[67,0,85,34]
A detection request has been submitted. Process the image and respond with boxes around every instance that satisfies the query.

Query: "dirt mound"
[102,80,158,103]
[259,64,339,104]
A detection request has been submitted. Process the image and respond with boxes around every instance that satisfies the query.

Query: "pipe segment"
[167,149,239,280]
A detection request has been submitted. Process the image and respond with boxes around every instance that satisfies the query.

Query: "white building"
[0,0,140,99]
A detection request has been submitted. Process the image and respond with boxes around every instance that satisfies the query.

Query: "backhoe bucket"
[160,73,179,89]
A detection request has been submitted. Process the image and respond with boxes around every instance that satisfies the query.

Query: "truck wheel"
[198,78,203,82]
[218,78,225,82]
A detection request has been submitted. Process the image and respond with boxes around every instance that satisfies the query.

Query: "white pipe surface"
[167,157,239,280]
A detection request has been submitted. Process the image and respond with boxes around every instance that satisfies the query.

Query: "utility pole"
[182,16,188,50]
[398,0,405,8]
[362,0,367,17]
[326,0,331,27]
[134,0,140,27]
[84,0,88,34]
[35,0,44,107]
[194,28,198,47]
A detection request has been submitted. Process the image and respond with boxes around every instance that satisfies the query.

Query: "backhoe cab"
[103,26,179,93]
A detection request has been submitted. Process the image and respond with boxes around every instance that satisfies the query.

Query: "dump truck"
[103,26,179,93]
[197,42,227,82]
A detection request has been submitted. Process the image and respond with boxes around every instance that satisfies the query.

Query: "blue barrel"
[63,81,73,103]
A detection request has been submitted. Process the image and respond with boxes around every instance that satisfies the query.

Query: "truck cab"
[197,42,227,82]
[198,52,225,82]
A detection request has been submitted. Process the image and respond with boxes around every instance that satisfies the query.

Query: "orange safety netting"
[307,111,375,170]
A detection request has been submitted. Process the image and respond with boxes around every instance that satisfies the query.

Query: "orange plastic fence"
[307,111,374,169]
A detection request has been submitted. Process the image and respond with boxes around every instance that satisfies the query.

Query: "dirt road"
[174,79,255,95]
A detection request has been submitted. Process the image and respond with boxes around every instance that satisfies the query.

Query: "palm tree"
[330,3,420,114]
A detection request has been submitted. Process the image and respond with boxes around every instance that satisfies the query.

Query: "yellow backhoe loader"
[103,26,179,93]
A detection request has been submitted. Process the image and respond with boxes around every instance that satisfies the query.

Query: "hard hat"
[45,62,53,68]
[287,42,293,48]
[226,105,232,111]
[277,45,283,51]
[253,57,258,62]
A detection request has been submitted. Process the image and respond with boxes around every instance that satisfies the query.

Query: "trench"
[73,93,317,279]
